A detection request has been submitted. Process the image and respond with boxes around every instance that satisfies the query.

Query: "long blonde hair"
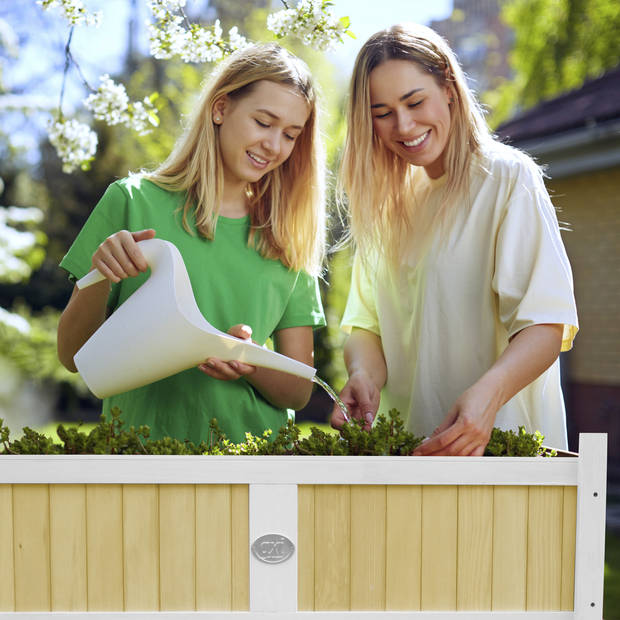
[148,43,325,275]
[340,23,490,265]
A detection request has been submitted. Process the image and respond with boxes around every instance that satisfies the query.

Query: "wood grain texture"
[527,486,563,610]
[386,485,421,610]
[49,485,87,610]
[457,485,493,610]
[297,485,315,611]
[13,484,50,611]
[0,485,14,610]
[123,484,159,610]
[159,484,195,610]
[196,485,232,610]
[231,484,249,611]
[561,486,577,610]
[492,485,528,610]
[314,485,350,610]
[421,485,457,610]
[351,485,386,610]
[86,485,124,610]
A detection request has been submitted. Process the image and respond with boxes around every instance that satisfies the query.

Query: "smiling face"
[369,59,453,179]
[213,80,310,191]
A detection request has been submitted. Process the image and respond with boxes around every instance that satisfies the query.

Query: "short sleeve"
[59,182,129,281]
[275,270,326,331]
[340,252,380,335]
[492,158,578,351]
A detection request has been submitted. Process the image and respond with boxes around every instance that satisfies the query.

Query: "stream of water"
[312,375,351,423]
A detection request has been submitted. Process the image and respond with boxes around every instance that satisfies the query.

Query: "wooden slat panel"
[196,485,232,610]
[13,484,50,610]
[421,485,457,610]
[527,486,563,610]
[314,485,350,610]
[561,486,577,610]
[123,484,159,610]
[160,485,195,610]
[86,485,124,610]
[492,486,528,609]
[351,485,386,610]
[457,485,492,610]
[231,484,249,611]
[297,485,315,611]
[49,485,87,610]
[386,485,421,610]
[0,485,14,610]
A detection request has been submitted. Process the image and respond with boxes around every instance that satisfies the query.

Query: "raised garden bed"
[0,432,607,618]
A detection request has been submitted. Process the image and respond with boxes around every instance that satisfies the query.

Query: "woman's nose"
[261,131,280,155]
[395,110,416,135]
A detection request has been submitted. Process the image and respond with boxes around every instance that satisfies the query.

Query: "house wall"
[549,166,620,460]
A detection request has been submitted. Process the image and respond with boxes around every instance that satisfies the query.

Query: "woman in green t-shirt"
[57,43,326,444]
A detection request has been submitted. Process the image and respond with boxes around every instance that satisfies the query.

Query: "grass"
[606,528,620,619]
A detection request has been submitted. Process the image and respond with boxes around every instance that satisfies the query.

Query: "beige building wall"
[549,167,620,386]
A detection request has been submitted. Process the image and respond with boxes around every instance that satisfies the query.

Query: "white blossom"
[37,0,102,27]
[147,2,249,64]
[84,75,158,135]
[267,0,350,51]
[0,205,43,285]
[47,118,97,174]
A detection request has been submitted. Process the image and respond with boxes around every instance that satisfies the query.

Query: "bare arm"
[413,323,564,456]
[329,327,387,430]
[199,325,315,410]
[57,228,155,372]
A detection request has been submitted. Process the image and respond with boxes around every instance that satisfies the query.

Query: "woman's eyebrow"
[370,88,425,108]
[256,108,304,129]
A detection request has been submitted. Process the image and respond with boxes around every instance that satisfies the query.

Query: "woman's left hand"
[198,324,257,380]
[412,377,502,456]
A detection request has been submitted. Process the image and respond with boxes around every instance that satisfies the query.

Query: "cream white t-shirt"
[342,142,578,449]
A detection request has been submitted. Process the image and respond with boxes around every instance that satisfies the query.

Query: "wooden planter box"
[0,433,606,619]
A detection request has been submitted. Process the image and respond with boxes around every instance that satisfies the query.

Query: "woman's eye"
[374,111,391,119]
[408,100,423,108]
[284,133,296,141]
[255,119,269,128]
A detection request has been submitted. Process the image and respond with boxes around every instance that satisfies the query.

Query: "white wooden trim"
[573,433,607,619]
[249,484,297,612]
[0,455,578,485]
[0,611,577,618]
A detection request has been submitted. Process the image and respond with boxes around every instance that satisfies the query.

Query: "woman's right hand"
[329,370,380,431]
[91,228,156,283]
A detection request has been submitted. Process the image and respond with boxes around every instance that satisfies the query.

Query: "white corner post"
[249,483,298,612]
[574,433,607,618]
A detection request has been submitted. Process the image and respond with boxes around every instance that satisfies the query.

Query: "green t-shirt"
[60,176,325,444]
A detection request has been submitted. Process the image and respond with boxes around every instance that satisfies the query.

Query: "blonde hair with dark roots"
[148,43,325,276]
[340,23,491,265]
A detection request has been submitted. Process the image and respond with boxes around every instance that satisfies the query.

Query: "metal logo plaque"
[251,534,295,564]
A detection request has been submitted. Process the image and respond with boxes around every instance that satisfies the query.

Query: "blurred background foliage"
[1,0,619,431]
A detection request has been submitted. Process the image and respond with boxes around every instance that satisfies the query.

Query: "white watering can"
[74,238,317,399]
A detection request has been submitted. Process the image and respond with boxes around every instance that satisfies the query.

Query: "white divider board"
[574,433,607,619]
[249,484,297,612]
[0,612,576,618]
[0,454,578,485]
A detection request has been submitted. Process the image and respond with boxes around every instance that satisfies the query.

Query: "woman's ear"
[212,95,229,125]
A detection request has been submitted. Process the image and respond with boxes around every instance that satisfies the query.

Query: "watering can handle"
[76,268,106,290]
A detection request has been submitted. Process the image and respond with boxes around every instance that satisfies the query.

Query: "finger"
[413,424,463,455]
[131,228,156,242]
[330,405,347,429]
[199,359,241,381]
[119,233,150,273]
[228,360,256,376]
[228,324,253,340]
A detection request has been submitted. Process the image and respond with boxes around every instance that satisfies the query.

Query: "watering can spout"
[73,239,316,399]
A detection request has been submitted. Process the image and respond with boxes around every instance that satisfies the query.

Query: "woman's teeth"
[403,131,429,147]
[248,152,267,164]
